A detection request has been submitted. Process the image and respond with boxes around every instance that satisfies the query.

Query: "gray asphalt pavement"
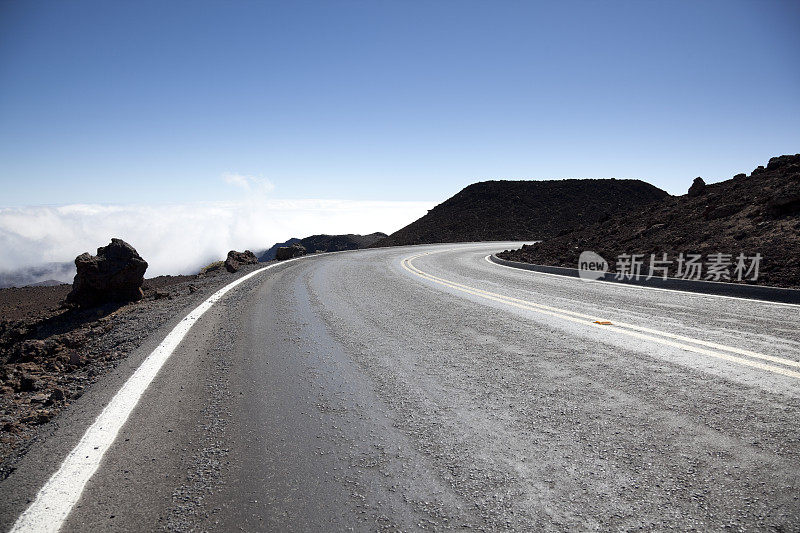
[2,242,799,531]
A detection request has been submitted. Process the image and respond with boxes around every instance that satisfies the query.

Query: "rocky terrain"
[371,179,668,247]
[259,232,387,261]
[498,154,800,288]
[0,255,269,477]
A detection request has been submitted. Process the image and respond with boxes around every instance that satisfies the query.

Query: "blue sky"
[0,1,799,279]
[1,0,798,207]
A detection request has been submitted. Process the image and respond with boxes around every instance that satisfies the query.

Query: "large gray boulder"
[66,238,148,307]
[275,243,306,261]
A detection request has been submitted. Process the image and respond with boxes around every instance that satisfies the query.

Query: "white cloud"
[0,198,433,283]
[222,172,275,193]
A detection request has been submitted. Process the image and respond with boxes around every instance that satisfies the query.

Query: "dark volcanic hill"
[498,154,800,288]
[371,179,669,247]
[258,238,303,261]
[299,232,387,253]
[259,233,387,261]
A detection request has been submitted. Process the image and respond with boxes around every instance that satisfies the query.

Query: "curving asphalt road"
[2,242,800,531]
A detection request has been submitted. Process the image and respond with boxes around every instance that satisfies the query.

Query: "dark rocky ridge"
[259,232,386,261]
[275,243,307,261]
[498,154,800,288]
[371,179,669,247]
[258,238,302,262]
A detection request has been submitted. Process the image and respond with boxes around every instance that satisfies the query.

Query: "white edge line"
[9,255,309,533]
[484,255,800,309]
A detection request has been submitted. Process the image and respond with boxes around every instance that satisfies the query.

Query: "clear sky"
[1,0,798,207]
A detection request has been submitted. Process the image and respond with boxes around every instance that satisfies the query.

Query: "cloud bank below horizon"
[0,198,434,285]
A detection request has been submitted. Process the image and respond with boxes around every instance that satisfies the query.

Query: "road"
[2,242,800,531]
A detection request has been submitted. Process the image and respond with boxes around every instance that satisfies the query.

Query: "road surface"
[2,242,799,531]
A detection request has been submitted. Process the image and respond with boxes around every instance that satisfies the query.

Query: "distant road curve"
[488,253,800,304]
[2,242,799,531]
